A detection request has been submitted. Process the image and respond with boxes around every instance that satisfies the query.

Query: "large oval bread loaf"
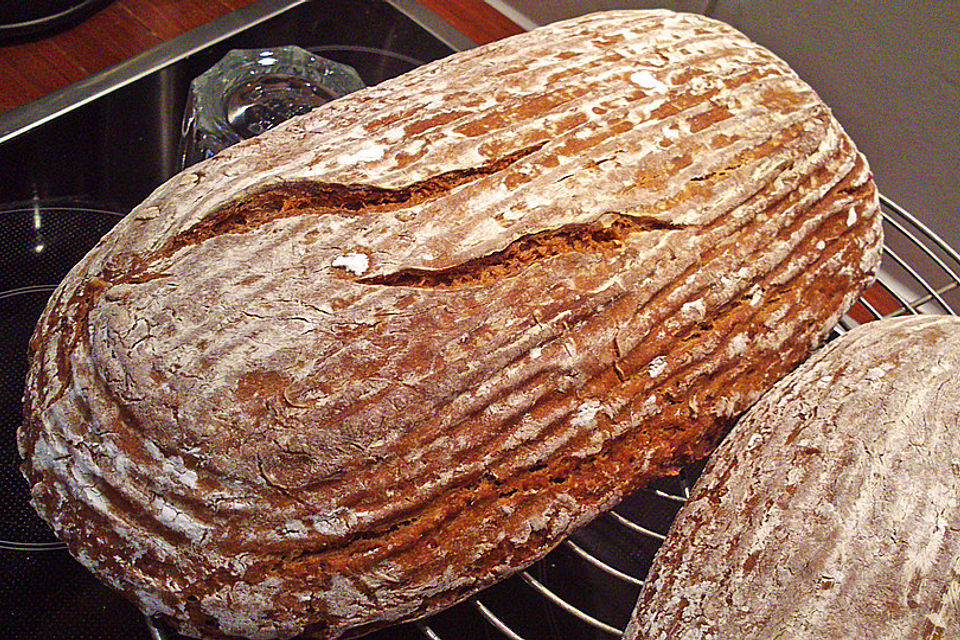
[19,9,881,640]
[626,314,960,640]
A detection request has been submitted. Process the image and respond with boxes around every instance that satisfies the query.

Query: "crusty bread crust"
[626,315,960,639]
[19,10,881,640]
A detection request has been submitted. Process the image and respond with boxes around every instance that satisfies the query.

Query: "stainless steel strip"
[0,0,312,144]
[387,0,477,52]
[883,246,952,314]
[834,316,854,333]
[872,274,919,316]
[855,295,884,322]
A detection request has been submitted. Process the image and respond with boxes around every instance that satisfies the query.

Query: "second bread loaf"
[626,315,960,639]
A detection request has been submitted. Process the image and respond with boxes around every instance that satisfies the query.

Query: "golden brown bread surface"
[625,315,960,640]
[18,10,881,640]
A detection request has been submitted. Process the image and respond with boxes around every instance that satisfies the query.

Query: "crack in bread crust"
[160,142,547,257]
[357,213,686,289]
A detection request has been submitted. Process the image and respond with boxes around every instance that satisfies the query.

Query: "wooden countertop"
[0,0,524,115]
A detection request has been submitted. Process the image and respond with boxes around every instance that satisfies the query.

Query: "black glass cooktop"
[0,2,454,638]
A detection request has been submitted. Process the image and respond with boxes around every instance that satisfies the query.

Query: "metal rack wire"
[134,193,960,640]
[845,195,959,324]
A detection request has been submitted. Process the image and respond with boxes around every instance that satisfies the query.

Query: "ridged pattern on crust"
[627,315,960,640]
[19,10,881,640]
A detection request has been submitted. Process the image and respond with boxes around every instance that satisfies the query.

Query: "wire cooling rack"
[143,193,960,640]
[845,195,960,322]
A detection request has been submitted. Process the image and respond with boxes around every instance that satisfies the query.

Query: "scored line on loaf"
[160,143,547,257]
